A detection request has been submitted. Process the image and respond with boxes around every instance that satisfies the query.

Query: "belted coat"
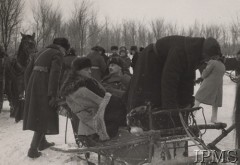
[23,44,64,134]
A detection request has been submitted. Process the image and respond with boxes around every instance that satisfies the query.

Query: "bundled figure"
[119,49,131,75]
[61,57,127,145]
[194,50,226,123]
[101,57,131,98]
[109,46,119,58]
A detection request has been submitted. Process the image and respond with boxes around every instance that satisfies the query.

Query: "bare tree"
[128,20,137,46]
[230,16,240,54]
[147,31,154,44]
[67,0,98,55]
[202,24,222,39]
[122,20,130,47]
[112,24,121,47]
[220,25,232,56]
[166,23,179,36]
[98,17,111,52]
[87,11,105,49]
[137,22,148,47]
[32,0,62,48]
[150,18,166,40]
[0,0,24,52]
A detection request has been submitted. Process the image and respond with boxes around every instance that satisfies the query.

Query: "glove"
[49,97,57,108]
[194,77,203,84]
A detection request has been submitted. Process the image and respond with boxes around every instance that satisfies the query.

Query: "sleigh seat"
[54,100,228,165]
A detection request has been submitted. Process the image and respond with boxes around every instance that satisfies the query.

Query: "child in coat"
[194,56,226,123]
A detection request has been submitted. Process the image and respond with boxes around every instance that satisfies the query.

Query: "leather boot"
[27,132,43,158]
[38,135,55,151]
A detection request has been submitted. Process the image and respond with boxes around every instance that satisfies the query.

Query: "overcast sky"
[24,0,240,28]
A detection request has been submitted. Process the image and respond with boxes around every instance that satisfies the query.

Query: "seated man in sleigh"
[60,57,127,146]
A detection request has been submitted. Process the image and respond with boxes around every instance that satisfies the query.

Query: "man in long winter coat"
[87,46,107,81]
[23,38,70,158]
[127,35,222,130]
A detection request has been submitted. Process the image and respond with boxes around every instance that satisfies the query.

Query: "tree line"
[1,0,240,57]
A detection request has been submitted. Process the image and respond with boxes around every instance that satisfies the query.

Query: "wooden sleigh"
[50,99,234,165]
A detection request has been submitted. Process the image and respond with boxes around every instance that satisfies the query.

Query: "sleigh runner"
[50,100,230,164]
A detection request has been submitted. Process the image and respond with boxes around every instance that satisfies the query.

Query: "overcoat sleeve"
[103,84,125,98]
[201,60,215,79]
[48,52,63,97]
[24,55,35,89]
[99,56,107,75]
[161,48,187,109]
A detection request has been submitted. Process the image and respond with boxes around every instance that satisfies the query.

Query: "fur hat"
[120,46,127,51]
[119,50,127,55]
[202,37,222,59]
[111,46,118,51]
[71,57,92,71]
[53,38,70,51]
[139,47,144,52]
[98,46,105,54]
[108,57,124,69]
[130,46,138,51]
[68,48,76,56]
[91,46,99,51]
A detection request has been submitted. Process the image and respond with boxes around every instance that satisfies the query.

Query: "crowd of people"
[22,39,144,158]
[0,35,226,159]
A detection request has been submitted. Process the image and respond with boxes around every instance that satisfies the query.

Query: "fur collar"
[61,73,105,97]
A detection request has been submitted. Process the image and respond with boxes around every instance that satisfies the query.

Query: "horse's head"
[17,32,37,67]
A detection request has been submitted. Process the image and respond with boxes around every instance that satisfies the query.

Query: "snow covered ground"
[0,75,237,165]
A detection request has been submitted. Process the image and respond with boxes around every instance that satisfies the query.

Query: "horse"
[3,32,37,121]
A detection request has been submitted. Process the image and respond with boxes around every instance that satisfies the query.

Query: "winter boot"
[27,132,43,158]
[38,135,55,151]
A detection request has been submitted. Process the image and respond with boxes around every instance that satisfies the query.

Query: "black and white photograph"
[1,0,240,164]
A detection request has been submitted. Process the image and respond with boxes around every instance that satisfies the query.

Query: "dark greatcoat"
[59,55,76,87]
[126,36,205,129]
[87,51,107,81]
[101,73,131,98]
[23,44,64,134]
[131,52,139,71]
[120,56,131,75]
